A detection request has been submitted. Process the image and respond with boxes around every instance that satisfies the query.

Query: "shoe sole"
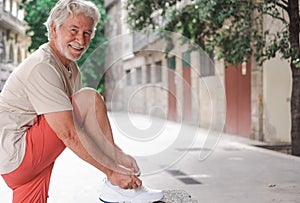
[99,198,118,203]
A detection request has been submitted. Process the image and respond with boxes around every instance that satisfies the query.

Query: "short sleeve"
[25,63,73,115]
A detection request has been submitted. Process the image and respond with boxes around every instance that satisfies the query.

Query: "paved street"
[1,112,300,203]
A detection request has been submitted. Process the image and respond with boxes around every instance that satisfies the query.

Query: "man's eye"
[84,32,92,37]
[70,29,78,34]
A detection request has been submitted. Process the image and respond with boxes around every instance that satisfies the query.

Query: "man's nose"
[76,33,85,45]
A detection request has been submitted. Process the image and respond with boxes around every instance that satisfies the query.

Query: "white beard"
[55,34,85,62]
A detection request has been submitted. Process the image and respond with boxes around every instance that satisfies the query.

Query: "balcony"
[0,9,26,34]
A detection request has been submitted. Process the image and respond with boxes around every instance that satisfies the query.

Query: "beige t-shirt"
[0,43,82,174]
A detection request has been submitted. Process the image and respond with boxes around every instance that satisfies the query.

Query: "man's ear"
[51,22,57,38]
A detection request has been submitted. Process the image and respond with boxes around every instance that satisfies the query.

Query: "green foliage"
[20,0,56,52]
[20,0,108,92]
[125,0,295,67]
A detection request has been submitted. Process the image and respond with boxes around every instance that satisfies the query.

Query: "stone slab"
[154,190,198,203]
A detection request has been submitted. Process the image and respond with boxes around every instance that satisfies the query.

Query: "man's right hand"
[107,170,142,189]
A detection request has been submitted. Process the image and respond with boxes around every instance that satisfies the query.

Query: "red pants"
[1,115,66,203]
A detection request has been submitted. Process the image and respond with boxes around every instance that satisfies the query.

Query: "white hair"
[45,0,100,40]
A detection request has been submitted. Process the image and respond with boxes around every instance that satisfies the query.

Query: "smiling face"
[50,13,94,66]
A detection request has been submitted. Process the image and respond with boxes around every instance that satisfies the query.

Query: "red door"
[182,66,192,122]
[168,70,177,121]
[225,62,251,137]
[168,56,177,121]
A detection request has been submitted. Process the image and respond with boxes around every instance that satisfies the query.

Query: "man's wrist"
[104,168,113,178]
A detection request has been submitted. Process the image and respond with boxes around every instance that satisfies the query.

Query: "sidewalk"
[1,112,300,203]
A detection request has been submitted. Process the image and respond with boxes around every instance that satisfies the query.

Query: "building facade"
[0,0,30,91]
[103,0,292,148]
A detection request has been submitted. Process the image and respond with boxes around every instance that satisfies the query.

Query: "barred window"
[200,52,215,77]
[146,64,151,83]
[125,69,131,86]
[168,56,176,70]
[155,61,162,83]
[136,67,142,85]
[182,51,191,68]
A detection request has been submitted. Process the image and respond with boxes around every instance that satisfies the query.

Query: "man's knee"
[73,87,98,98]
[72,88,106,115]
[73,87,104,104]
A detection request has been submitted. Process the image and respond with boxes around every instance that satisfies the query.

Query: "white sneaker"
[99,179,163,203]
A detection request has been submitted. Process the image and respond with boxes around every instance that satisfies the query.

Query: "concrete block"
[155,190,198,203]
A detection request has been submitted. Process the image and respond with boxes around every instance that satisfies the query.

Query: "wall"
[263,57,291,144]
[260,5,292,144]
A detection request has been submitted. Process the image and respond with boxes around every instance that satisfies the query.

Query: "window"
[18,7,25,20]
[9,43,13,63]
[0,41,4,62]
[9,0,12,12]
[182,51,191,68]
[155,61,162,82]
[4,0,10,12]
[12,0,17,16]
[17,48,21,64]
[136,67,142,85]
[200,51,215,77]
[168,56,176,70]
[146,64,151,83]
[125,69,131,86]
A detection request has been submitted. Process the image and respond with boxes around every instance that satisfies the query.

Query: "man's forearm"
[63,126,116,176]
[44,111,131,175]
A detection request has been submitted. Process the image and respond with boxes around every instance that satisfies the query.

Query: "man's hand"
[108,170,142,189]
[116,151,140,176]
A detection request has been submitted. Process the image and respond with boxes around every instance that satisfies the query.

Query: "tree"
[20,0,107,92]
[125,0,300,156]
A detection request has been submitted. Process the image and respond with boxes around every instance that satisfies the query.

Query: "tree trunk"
[288,0,300,156]
[291,65,300,156]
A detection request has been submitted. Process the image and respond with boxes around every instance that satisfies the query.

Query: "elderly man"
[0,0,163,202]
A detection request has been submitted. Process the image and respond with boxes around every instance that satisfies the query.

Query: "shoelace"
[138,185,149,192]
